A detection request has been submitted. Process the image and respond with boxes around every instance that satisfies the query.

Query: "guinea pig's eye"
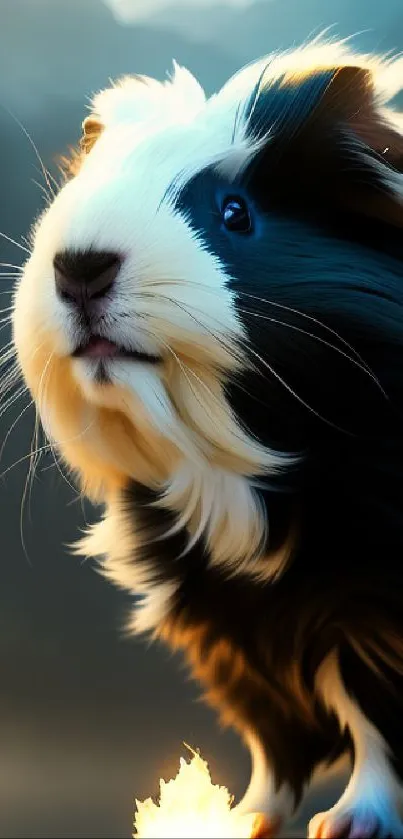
[221,196,252,234]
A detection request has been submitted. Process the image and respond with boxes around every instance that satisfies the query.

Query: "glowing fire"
[133,747,259,839]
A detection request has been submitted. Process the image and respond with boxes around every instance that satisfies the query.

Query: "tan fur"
[81,116,104,154]
[58,117,104,180]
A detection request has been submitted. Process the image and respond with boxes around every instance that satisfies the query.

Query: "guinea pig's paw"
[308,802,403,839]
[250,813,283,838]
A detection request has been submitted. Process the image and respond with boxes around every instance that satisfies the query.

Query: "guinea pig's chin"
[71,356,140,410]
[70,356,169,430]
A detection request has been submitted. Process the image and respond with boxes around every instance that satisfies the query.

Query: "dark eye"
[221,195,252,233]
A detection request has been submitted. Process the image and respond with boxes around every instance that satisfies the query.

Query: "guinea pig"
[11,39,403,838]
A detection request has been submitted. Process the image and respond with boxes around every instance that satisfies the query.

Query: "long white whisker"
[0,349,17,368]
[32,178,53,206]
[246,343,355,435]
[0,320,13,336]
[0,232,30,255]
[0,367,17,383]
[145,292,355,434]
[142,278,375,377]
[235,289,376,373]
[137,291,245,365]
[0,417,96,481]
[158,335,259,445]
[0,385,27,418]
[144,287,384,400]
[238,307,387,398]
[3,107,57,198]
[20,353,54,554]
[0,368,21,395]
[0,397,34,462]
[0,346,17,366]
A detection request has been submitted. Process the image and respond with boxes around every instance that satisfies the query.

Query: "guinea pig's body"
[11,41,403,837]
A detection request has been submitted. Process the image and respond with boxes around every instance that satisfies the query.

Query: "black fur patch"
[126,66,403,803]
[123,481,351,802]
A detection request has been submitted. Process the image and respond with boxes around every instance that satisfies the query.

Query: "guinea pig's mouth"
[72,336,161,364]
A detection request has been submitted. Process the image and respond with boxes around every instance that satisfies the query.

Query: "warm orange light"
[133,746,258,839]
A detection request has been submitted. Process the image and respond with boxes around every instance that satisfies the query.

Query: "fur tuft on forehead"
[90,61,206,129]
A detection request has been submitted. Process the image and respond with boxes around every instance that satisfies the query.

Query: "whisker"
[0,412,95,482]
[0,396,34,462]
[0,345,17,365]
[27,416,42,528]
[141,278,375,379]
[20,357,52,546]
[141,291,355,434]
[0,320,13,336]
[237,307,387,398]
[2,106,57,198]
[32,178,53,206]
[0,265,23,275]
[0,232,30,255]
[0,369,21,395]
[246,343,355,435]
[158,335,261,446]
[235,289,375,372]
[0,368,17,383]
[137,291,245,366]
[0,384,27,419]
[159,335,224,416]
[0,345,16,362]
[140,281,385,397]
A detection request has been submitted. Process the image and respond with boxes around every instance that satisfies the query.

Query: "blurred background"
[0,1,402,836]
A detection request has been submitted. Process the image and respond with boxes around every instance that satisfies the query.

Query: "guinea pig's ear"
[243,55,403,229]
[312,64,403,225]
[80,116,104,154]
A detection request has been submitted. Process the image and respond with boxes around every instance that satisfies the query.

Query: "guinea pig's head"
[12,42,403,576]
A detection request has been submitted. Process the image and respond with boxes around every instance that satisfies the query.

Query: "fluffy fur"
[12,38,403,837]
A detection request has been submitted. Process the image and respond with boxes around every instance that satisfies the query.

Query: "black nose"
[54,249,121,304]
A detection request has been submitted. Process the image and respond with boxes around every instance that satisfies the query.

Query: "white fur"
[92,62,206,129]
[311,651,403,838]
[235,732,294,824]
[75,500,178,634]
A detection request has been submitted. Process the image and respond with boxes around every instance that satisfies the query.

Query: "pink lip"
[72,336,161,364]
[80,336,120,358]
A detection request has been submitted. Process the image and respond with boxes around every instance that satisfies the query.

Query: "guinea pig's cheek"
[13,260,73,358]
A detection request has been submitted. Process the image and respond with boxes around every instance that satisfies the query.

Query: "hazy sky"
[104,0,259,21]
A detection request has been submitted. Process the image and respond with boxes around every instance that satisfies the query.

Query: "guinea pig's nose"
[54,249,121,303]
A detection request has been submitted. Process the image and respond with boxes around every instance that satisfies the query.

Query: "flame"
[133,746,258,839]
